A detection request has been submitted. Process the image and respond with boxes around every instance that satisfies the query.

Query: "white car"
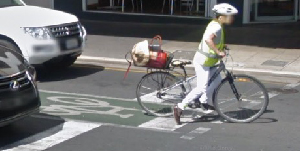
[0,0,87,68]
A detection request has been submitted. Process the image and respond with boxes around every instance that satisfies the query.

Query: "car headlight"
[23,27,52,40]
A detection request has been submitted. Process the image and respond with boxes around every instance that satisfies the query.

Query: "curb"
[77,55,300,77]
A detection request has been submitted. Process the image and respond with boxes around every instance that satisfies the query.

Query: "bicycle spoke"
[137,72,184,117]
[215,75,269,123]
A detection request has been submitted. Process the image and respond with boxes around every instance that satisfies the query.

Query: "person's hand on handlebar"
[218,51,226,58]
[205,34,228,58]
[224,45,230,50]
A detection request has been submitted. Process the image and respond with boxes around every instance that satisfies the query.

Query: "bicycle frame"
[159,60,241,101]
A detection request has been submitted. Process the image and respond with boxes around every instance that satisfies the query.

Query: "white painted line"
[39,89,136,102]
[232,68,300,76]
[283,83,300,89]
[268,92,279,99]
[78,55,127,63]
[180,127,211,140]
[138,117,186,131]
[1,121,100,151]
[211,120,223,124]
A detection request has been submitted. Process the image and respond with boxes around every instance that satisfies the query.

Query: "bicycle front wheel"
[136,71,184,117]
[213,74,269,123]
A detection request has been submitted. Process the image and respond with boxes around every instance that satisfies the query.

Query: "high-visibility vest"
[199,20,225,67]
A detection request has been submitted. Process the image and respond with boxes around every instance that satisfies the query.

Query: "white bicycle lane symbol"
[41,96,139,118]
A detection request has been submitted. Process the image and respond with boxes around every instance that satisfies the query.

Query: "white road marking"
[39,89,136,102]
[268,92,279,99]
[138,117,184,131]
[232,68,300,76]
[1,121,101,151]
[283,83,300,89]
[136,92,180,105]
[138,117,186,131]
[79,55,127,63]
[211,120,224,124]
[180,127,211,140]
[42,96,138,118]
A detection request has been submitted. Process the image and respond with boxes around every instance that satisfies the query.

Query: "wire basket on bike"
[126,35,174,70]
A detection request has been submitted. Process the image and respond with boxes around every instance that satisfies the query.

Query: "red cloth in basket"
[147,51,168,69]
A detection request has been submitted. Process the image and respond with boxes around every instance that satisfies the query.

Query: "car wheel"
[45,56,77,69]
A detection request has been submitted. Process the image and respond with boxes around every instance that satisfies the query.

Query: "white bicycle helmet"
[212,3,238,15]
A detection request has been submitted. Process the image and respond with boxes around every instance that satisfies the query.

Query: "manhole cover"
[267,88,299,94]
[261,60,288,67]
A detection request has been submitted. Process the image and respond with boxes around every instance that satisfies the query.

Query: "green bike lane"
[36,65,291,130]
[39,90,156,127]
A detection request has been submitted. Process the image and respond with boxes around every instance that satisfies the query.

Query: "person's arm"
[205,33,225,57]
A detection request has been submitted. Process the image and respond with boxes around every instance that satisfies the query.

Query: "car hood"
[0,47,27,77]
[0,6,78,27]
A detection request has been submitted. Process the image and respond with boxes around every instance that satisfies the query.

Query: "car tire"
[45,56,77,69]
[0,39,21,54]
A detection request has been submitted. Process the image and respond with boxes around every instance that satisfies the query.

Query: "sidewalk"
[80,35,300,75]
[78,20,300,75]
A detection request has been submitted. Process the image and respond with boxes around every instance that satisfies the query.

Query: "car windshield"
[0,0,24,8]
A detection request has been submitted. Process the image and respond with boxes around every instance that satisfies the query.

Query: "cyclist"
[173,3,238,125]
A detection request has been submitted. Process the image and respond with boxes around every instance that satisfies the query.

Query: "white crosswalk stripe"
[1,121,101,151]
[138,117,186,131]
[180,127,211,140]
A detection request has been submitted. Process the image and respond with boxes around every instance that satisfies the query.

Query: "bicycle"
[136,49,269,123]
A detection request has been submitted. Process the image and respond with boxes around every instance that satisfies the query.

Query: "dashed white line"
[283,83,300,89]
[211,120,224,124]
[267,92,279,99]
[39,89,136,102]
[180,127,211,140]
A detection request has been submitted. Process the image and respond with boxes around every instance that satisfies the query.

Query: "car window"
[0,0,24,8]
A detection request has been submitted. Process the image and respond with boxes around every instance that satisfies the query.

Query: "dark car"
[0,45,40,127]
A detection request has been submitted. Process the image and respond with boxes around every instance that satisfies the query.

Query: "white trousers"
[178,57,222,110]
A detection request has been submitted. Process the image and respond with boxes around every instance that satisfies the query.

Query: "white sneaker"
[200,103,215,114]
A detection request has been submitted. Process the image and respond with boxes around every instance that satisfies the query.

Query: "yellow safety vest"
[200,20,225,67]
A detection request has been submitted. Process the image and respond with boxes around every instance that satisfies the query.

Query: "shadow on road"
[182,109,277,124]
[251,117,278,124]
[36,65,105,82]
[0,113,65,149]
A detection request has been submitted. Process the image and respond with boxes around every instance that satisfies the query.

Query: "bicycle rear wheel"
[213,74,269,123]
[136,71,184,117]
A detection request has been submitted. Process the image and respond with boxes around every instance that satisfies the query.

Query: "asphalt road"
[1,64,300,151]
